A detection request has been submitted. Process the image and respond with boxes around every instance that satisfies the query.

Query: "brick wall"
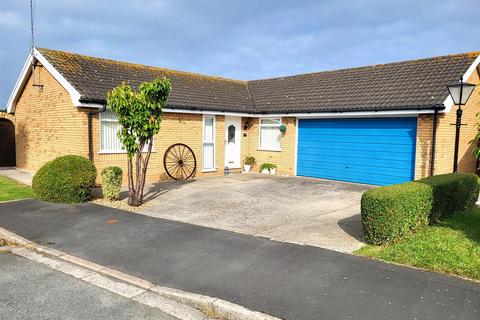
[0,112,15,123]
[240,117,296,175]
[14,65,89,173]
[415,70,480,179]
[90,112,225,184]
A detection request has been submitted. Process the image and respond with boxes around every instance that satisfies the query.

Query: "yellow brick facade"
[13,65,89,173]
[240,117,296,175]
[90,113,225,184]
[9,64,480,185]
[415,70,480,179]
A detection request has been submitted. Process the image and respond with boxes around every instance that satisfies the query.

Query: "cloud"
[1,0,479,105]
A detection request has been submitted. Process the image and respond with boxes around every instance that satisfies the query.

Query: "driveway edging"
[0,226,280,320]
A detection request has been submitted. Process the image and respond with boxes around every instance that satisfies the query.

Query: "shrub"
[260,163,277,171]
[361,173,479,245]
[32,155,97,204]
[418,173,479,221]
[244,156,256,166]
[101,167,123,201]
[361,182,433,245]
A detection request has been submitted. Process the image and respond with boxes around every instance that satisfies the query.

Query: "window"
[203,116,215,170]
[228,125,235,143]
[100,110,124,152]
[259,118,282,151]
[99,110,152,153]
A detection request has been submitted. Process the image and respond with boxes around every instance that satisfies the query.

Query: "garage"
[296,117,417,186]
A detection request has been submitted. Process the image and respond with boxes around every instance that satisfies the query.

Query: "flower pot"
[261,168,276,175]
[244,164,251,172]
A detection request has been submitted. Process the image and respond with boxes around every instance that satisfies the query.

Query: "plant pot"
[261,168,276,175]
[244,164,251,172]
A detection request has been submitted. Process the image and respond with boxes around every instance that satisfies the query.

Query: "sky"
[1,0,479,107]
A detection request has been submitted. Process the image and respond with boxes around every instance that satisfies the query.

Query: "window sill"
[257,148,282,152]
[99,150,156,154]
[202,168,217,173]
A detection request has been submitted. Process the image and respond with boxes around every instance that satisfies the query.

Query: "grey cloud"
[1,0,479,106]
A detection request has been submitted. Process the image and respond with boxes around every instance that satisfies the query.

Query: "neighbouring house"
[4,48,480,186]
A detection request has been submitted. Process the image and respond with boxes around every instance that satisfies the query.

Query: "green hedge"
[361,173,479,245]
[101,166,123,201]
[361,182,433,245]
[419,173,479,222]
[32,155,97,204]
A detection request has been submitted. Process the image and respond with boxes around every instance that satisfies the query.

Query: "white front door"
[224,116,241,168]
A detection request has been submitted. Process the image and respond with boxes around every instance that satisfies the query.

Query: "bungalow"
[4,48,480,186]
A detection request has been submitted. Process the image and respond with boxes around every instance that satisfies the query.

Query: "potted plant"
[260,163,277,175]
[244,156,256,172]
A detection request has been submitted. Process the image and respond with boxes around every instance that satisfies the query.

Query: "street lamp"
[446,78,476,173]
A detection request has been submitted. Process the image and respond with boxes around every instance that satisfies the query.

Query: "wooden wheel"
[163,143,196,180]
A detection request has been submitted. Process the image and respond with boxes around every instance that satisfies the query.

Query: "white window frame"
[258,117,282,152]
[99,111,153,154]
[202,115,216,172]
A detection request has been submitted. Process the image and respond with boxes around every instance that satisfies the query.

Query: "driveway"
[141,174,371,252]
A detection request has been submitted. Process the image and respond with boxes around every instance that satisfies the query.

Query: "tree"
[107,78,172,206]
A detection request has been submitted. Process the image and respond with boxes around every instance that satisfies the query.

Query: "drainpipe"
[87,104,106,161]
[429,107,440,176]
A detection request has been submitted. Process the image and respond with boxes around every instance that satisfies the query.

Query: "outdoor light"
[446,78,477,173]
[447,80,476,105]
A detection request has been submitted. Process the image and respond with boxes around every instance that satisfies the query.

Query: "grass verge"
[356,207,480,280]
[0,175,35,202]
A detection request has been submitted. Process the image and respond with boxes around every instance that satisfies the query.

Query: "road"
[1,199,479,319]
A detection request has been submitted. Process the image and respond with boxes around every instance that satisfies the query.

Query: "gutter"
[87,104,106,161]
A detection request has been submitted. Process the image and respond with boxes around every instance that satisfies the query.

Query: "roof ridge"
[247,51,480,82]
[36,47,248,85]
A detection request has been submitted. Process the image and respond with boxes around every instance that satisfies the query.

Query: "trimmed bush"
[32,155,97,204]
[101,166,123,201]
[361,173,480,245]
[419,173,479,221]
[361,182,433,245]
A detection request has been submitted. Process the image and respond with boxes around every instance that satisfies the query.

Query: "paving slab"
[0,199,479,320]
[0,167,33,186]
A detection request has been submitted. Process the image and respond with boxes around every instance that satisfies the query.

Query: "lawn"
[356,207,480,280]
[0,176,35,202]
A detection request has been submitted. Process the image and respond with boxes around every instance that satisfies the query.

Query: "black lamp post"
[446,79,476,173]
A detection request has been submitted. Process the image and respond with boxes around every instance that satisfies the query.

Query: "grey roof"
[37,48,478,114]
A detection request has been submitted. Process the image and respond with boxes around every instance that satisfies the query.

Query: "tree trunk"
[127,157,139,206]
[139,140,153,203]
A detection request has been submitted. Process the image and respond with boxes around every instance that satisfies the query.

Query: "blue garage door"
[297,118,417,186]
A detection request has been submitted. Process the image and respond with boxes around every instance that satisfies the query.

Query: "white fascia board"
[6,48,95,113]
[290,109,434,119]
[32,48,85,107]
[6,53,34,113]
[443,54,480,113]
[162,108,433,118]
[162,108,256,117]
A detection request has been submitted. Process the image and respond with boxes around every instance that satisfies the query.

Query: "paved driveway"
[141,174,371,252]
